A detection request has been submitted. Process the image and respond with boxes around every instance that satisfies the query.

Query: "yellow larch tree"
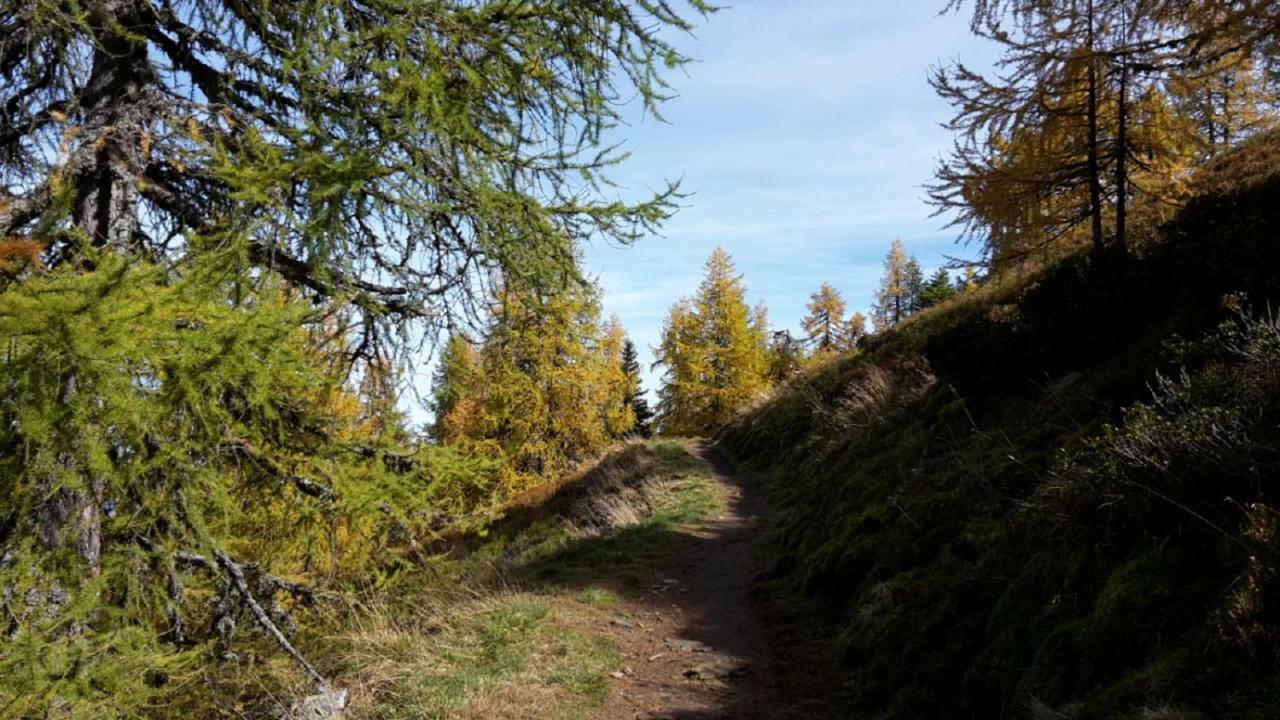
[655,248,770,435]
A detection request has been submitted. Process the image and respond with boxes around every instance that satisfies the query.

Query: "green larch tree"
[0,0,706,712]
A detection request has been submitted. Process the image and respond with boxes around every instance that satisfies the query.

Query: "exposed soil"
[588,443,792,720]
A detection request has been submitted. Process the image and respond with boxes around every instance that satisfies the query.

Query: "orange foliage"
[0,238,43,273]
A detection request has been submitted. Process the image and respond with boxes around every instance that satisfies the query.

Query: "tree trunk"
[1115,58,1128,253]
[41,0,154,574]
[35,376,106,576]
[74,0,152,252]
[1085,0,1105,254]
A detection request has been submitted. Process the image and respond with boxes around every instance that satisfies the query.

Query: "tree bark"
[39,0,157,573]
[74,0,153,253]
[1115,58,1129,252]
[1085,0,1105,254]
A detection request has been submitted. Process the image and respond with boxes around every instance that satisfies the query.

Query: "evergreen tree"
[655,248,771,435]
[803,282,850,355]
[621,339,655,438]
[918,268,959,310]
[904,256,926,313]
[767,330,807,383]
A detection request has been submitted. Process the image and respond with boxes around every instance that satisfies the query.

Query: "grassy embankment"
[716,131,1280,719]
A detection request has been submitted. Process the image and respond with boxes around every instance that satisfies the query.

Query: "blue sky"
[580,1,998,396]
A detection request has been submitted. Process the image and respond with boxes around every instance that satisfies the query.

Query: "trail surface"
[590,443,786,720]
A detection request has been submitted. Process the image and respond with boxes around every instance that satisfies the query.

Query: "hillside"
[715,132,1280,719]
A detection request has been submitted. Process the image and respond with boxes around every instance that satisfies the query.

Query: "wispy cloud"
[577,2,995,397]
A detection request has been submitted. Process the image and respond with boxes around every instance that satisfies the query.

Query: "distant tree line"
[650,243,972,435]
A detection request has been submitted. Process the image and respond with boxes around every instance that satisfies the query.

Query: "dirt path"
[590,442,785,720]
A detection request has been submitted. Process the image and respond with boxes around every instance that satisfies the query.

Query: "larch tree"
[934,0,1279,263]
[872,238,918,330]
[654,298,708,436]
[655,248,770,435]
[931,0,1118,258]
[600,316,638,441]
[457,275,633,484]
[845,311,869,349]
[431,332,483,445]
[803,282,850,355]
[0,0,707,712]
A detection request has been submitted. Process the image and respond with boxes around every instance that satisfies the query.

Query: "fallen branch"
[213,549,327,687]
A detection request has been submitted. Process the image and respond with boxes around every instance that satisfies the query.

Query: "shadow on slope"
[714,133,1280,719]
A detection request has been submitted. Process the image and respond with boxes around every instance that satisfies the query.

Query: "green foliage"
[621,339,655,438]
[1,0,712,346]
[0,255,511,717]
[917,268,957,310]
[339,439,716,719]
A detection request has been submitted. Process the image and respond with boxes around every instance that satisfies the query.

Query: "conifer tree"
[767,330,807,383]
[654,299,708,436]
[918,268,959,310]
[934,0,1279,263]
[845,312,869,349]
[0,1,706,710]
[442,273,633,482]
[873,239,917,330]
[0,0,704,344]
[904,256,927,313]
[599,317,638,442]
[431,333,483,444]
[655,248,770,435]
[803,282,850,355]
[621,339,655,438]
